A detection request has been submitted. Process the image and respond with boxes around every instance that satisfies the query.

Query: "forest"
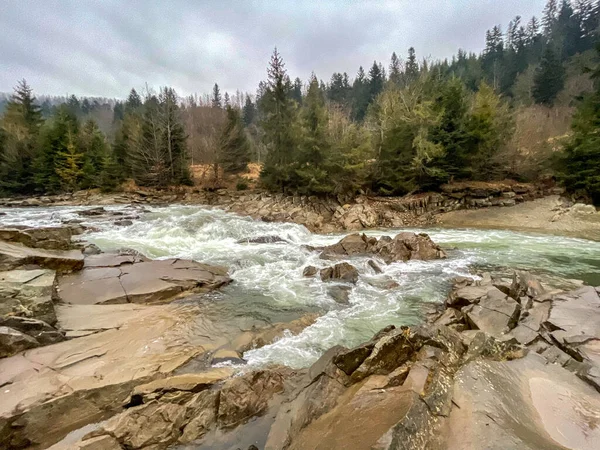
[1,0,599,204]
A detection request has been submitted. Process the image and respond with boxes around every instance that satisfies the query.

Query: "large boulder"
[0,269,57,325]
[320,232,447,264]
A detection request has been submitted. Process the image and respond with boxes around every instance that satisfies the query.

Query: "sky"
[0,0,548,99]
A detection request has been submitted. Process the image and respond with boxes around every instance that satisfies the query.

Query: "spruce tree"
[405,47,420,83]
[292,77,303,104]
[219,105,251,174]
[532,45,566,105]
[242,96,256,126]
[55,131,84,192]
[296,75,332,194]
[368,61,385,103]
[560,45,600,204]
[80,119,109,188]
[0,79,43,194]
[260,48,298,191]
[212,83,222,108]
[159,87,190,184]
[389,52,402,85]
[352,66,370,121]
[543,0,559,36]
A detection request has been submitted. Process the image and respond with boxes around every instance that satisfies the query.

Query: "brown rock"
[0,325,39,357]
[319,262,359,284]
[0,241,84,272]
[302,265,318,277]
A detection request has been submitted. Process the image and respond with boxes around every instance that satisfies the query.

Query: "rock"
[0,226,78,250]
[327,285,352,305]
[0,269,57,325]
[211,348,245,365]
[447,285,489,307]
[81,243,102,255]
[510,271,545,299]
[130,368,233,404]
[58,257,231,305]
[114,219,133,227]
[446,353,600,449]
[217,369,286,429]
[0,303,220,449]
[0,326,39,357]
[320,232,446,264]
[302,265,318,277]
[0,241,84,272]
[237,236,288,244]
[464,290,521,338]
[78,207,106,216]
[368,259,383,274]
[320,262,359,284]
[0,316,64,347]
[434,308,465,330]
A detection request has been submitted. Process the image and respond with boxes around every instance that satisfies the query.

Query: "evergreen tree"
[55,131,84,192]
[35,106,79,192]
[368,61,385,103]
[560,45,600,204]
[224,92,230,107]
[352,66,370,121]
[0,79,43,194]
[295,75,332,194]
[543,0,559,36]
[79,119,109,188]
[260,48,299,191]
[159,87,190,184]
[405,47,420,83]
[292,77,303,104]
[389,52,402,85]
[242,96,256,126]
[532,45,566,105]
[125,88,143,112]
[219,105,251,174]
[212,83,222,108]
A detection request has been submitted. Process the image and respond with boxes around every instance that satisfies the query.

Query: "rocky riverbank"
[45,269,600,450]
[0,180,572,234]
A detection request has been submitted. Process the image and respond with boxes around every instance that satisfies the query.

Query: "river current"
[2,204,600,369]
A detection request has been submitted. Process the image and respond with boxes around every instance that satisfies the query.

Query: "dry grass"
[190,162,262,190]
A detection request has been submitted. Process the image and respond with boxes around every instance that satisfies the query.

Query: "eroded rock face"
[0,241,84,272]
[57,255,231,305]
[320,232,447,264]
[0,226,81,251]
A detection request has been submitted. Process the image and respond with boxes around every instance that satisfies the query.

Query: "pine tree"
[352,66,370,121]
[543,0,559,36]
[0,79,43,194]
[389,52,402,85]
[79,119,109,188]
[242,96,256,126]
[292,77,303,104]
[405,47,420,83]
[55,131,84,192]
[125,88,143,112]
[260,48,299,191]
[532,45,566,105]
[224,92,230,107]
[560,45,600,204]
[295,75,332,194]
[219,105,251,174]
[160,87,190,184]
[212,83,222,108]
[369,61,385,103]
[35,106,79,193]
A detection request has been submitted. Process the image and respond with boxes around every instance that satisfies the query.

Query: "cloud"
[0,0,547,98]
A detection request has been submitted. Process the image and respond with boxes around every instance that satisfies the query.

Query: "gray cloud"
[0,0,547,98]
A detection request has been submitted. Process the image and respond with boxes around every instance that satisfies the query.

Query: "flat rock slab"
[58,257,231,305]
[0,302,230,449]
[0,269,58,325]
[0,241,84,272]
[446,353,600,450]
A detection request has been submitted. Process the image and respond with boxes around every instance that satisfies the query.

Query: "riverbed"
[2,204,600,369]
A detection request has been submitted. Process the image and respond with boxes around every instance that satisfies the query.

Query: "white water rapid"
[2,204,600,368]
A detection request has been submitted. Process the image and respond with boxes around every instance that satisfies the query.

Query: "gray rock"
[0,326,39,357]
[327,285,352,305]
[302,265,318,277]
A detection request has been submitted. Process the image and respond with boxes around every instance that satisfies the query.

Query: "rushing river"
[2,204,600,369]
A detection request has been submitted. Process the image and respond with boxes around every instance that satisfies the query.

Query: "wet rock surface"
[57,255,231,305]
[320,232,447,263]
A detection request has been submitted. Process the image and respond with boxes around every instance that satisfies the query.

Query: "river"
[2,204,600,369]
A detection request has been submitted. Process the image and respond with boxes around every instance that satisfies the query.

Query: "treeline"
[1,0,599,202]
[0,83,191,194]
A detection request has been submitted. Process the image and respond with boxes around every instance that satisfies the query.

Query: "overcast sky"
[0,0,547,99]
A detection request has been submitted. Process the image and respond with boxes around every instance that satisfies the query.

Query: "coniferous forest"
[1,0,600,204]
